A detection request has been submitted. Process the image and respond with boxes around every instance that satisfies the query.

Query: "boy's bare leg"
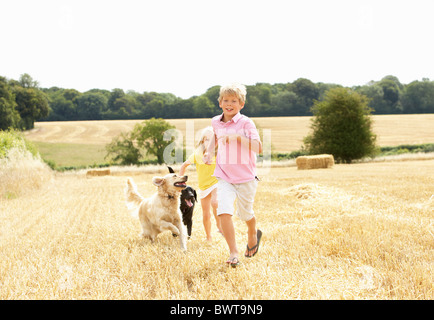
[212,207,221,233]
[245,216,258,257]
[219,214,238,260]
[210,189,222,233]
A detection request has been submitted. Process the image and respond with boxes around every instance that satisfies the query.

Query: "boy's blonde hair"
[218,83,247,104]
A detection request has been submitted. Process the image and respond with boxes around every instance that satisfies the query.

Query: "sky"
[1,0,434,98]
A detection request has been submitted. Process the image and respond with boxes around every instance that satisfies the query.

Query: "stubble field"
[1,114,433,299]
[0,160,433,299]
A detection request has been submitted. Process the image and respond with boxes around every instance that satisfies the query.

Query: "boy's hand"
[219,134,262,154]
[219,134,239,145]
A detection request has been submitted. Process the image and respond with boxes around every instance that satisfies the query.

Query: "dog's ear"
[167,166,175,174]
[152,176,165,187]
[193,189,197,202]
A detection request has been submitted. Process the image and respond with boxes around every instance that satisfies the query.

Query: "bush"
[0,129,38,159]
[0,130,52,199]
[303,88,377,163]
[379,143,434,156]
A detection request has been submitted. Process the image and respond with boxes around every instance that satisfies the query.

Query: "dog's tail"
[125,177,144,218]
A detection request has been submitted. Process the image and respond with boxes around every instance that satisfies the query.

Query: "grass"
[0,160,433,299]
[34,142,107,168]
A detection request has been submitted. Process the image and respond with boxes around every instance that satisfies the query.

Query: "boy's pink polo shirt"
[211,112,260,184]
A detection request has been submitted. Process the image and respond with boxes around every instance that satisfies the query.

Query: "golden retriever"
[125,173,188,251]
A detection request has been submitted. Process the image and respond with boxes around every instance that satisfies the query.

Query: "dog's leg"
[141,233,154,242]
[140,230,155,242]
[187,221,192,238]
[159,220,187,251]
[139,220,157,242]
[159,220,180,235]
[176,220,188,252]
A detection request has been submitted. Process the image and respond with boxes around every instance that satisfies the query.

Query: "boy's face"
[219,94,244,120]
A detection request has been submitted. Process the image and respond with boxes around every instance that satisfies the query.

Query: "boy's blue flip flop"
[245,229,262,258]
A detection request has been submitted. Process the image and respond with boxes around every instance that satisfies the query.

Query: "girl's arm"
[179,160,191,176]
[203,133,217,164]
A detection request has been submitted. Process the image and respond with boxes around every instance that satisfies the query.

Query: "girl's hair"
[218,83,247,104]
[197,126,214,148]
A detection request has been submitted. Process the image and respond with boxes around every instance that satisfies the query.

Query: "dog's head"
[152,173,188,193]
[181,186,197,208]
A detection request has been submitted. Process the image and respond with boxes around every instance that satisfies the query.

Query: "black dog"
[180,186,197,238]
[168,167,197,238]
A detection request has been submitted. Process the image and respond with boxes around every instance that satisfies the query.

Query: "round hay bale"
[296,154,334,170]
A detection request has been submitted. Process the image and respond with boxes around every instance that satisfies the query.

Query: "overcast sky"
[1,0,433,98]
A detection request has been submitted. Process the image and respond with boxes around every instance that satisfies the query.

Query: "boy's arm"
[219,134,263,154]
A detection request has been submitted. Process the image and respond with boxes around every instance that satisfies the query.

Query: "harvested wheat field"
[1,160,433,299]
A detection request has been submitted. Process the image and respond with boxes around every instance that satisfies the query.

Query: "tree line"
[1,74,434,131]
[105,88,377,166]
[0,74,49,130]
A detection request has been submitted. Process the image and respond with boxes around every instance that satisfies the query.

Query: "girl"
[179,126,222,241]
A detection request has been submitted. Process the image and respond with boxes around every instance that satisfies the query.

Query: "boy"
[204,83,263,267]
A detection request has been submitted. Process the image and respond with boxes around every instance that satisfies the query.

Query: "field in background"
[1,161,432,299]
[34,142,107,167]
[24,115,434,167]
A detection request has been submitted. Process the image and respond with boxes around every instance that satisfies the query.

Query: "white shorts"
[199,183,218,199]
[216,179,258,221]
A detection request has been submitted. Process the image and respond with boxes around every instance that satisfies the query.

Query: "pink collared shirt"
[211,112,260,184]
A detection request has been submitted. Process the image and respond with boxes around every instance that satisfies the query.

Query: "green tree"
[0,76,21,130]
[18,73,39,88]
[12,74,50,130]
[401,79,434,114]
[107,88,125,112]
[377,77,402,113]
[204,85,221,111]
[62,88,81,102]
[76,92,107,120]
[271,91,298,116]
[42,88,80,120]
[132,118,176,164]
[47,94,76,120]
[303,87,377,163]
[192,95,214,117]
[355,82,385,114]
[105,131,141,165]
[147,99,165,118]
[290,78,319,116]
